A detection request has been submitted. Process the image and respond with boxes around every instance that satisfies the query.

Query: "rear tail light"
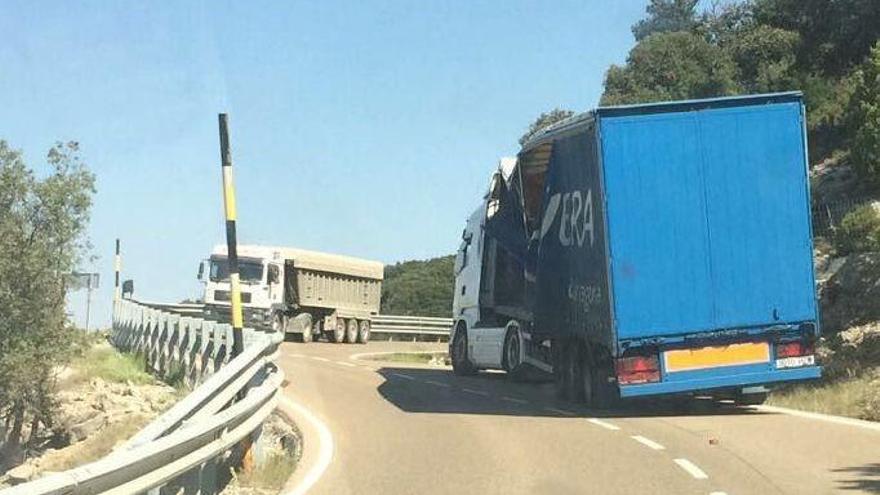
[776,341,813,359]
[616,355,660,385]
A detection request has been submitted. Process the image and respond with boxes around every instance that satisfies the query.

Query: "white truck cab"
[199,245,286,328]
[450,158,533,376]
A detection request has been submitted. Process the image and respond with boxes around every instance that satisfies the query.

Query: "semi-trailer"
[450,92,821,406]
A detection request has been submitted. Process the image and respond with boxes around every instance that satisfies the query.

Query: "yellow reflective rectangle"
[664,342,769,373]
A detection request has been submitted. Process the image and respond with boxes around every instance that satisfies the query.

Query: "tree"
[601,31,739,105]
[519,109,575,146]
[754,0,880,76]
[725,24,800,93]
[0,141,95,458]
[849,42,880,184]
[381,256,454,317]
[632,0,699,41]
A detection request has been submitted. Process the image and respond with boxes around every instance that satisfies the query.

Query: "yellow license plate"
[664,342,770,373]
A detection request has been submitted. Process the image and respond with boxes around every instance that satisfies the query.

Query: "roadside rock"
[4,463,36,484]
[819,253,880,333]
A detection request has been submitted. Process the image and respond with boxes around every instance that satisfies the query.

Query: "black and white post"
[218,113,245,358]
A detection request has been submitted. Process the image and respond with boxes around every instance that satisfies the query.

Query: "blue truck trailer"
[450,92,821,406]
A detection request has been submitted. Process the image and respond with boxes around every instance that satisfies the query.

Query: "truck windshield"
[209,258,264,283]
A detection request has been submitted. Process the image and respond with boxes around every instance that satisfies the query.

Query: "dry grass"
[36,415,149,472]
[767,369,880,421]
[235,452,299,491]
[63,345,154,387]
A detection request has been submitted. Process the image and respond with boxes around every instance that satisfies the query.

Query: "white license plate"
[775,355,815,369]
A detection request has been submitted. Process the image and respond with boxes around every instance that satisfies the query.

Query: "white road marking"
[311,357,330,362]
[709,492,728,495]
[462,388,489,397]
[502,396,528,404]
[336,361,356,367]
[755,404,880,432]
[426,380,451,388]
[279,396,334,495]
[630,435,665,450]
[391,372,415,381]
[674,458,709,480]
[288,353,306,358]
[587,418,620,430]
[545,407,576,416]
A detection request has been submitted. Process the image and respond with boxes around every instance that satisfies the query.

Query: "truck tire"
[271,312,285,333]
[451,325,476,376]
[573,348,591,405]
[553,343,570,400]
[591,362,618,410]
[345,319,358,343]
[503,328,524,380]
[313,319,324,342]
[357,320,371,344]
[301,318,313,343]
[332,319,346,343]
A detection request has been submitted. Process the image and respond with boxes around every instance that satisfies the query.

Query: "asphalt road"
[278,340,880,495]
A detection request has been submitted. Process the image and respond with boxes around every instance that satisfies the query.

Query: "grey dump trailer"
[200,244,383,343]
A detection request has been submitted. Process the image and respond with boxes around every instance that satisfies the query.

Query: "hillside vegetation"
[380,256,454,317]
[524,0,880,182]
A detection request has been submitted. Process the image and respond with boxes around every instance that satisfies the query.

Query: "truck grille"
[213,290,252,303]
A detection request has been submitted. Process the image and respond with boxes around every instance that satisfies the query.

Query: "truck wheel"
[503,328,523,380]
[572,349,591,405]
[332,319,346,343]
[451,326,476,376]
[301,319,313,343]
[271,312,285,333]
[553,344,570,400]
[591,362,618,410]
[357,320,371,344]
[345,319,358,343]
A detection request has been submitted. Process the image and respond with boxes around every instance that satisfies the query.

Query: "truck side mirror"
[197,261,205,281]
[267,265,280,284]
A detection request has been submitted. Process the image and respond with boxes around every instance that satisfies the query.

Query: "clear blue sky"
[1,1,651,328]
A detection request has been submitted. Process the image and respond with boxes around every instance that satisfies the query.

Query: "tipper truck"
[450,92,821,406]
[199,244,384,343]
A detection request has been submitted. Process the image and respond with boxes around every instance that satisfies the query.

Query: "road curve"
[277,341,879,495]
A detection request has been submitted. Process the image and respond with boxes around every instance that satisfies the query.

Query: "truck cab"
[451,160,531,375]
[199,249,285,329]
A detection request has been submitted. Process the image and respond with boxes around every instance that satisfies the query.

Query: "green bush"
[833,204,880,255]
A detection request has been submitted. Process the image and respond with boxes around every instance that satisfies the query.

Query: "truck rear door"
[598,96,816,341]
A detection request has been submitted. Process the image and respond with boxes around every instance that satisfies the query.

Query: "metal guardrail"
[2,299,283,495]
[371,314,452,341]
[132,302,454,342]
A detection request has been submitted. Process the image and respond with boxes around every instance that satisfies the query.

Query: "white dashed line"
[709,492,728,495]
[426,380,451,388]
[462,388,489,397]
[630,435,665,450]
[587,418,620,430]
[674,458,709,480]
[336,361,356,367]
[311,357,330,362]
[391,373,415,381]
[545,407,576,416]
[289,353,306,358]
[501,396,528,404]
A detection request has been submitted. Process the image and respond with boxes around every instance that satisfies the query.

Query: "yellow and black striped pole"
[114,238,121,301]
[218,113,245,358]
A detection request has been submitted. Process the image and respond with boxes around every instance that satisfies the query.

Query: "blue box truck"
[450,92,821,406]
